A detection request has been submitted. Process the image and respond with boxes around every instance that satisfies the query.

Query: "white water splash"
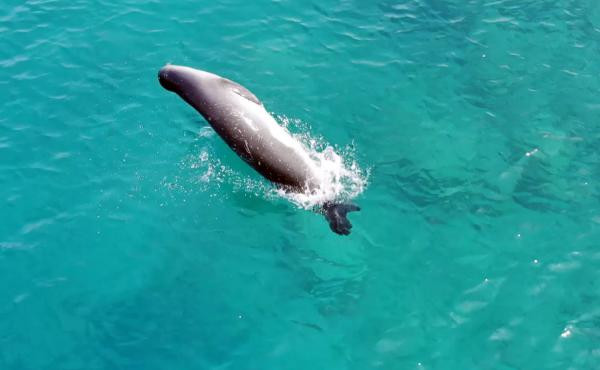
[183,115,368,208]
[274,116,368,209]
[182,149,270,196]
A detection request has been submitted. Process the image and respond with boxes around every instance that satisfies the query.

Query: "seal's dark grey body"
[158,65,359,235]
[159,65,318,191]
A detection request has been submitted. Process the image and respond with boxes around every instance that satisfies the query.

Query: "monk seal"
[158,65,360,234]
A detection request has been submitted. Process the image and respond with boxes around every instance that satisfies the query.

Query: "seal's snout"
[158,65,176,92]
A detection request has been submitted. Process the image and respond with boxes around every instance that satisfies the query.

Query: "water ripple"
[1,0,600,368]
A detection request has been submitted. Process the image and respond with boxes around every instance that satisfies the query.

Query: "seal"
[158,65,359,235]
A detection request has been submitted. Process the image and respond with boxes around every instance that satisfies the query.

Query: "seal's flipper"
[322,203,360,235]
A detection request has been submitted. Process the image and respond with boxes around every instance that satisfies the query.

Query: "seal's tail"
[322,202,361,235]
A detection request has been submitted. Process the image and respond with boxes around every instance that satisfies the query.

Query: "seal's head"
[158,65,178,92]
[158,64,224,113]
[158,65,263,113]
[158,64,207,93]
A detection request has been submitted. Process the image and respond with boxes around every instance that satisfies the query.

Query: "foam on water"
[276,116,368,209]
[182,115,368,209]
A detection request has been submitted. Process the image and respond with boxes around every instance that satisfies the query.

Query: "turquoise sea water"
[2,0,600,368]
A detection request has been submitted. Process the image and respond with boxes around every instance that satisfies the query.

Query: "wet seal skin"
[158,65,360,235]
